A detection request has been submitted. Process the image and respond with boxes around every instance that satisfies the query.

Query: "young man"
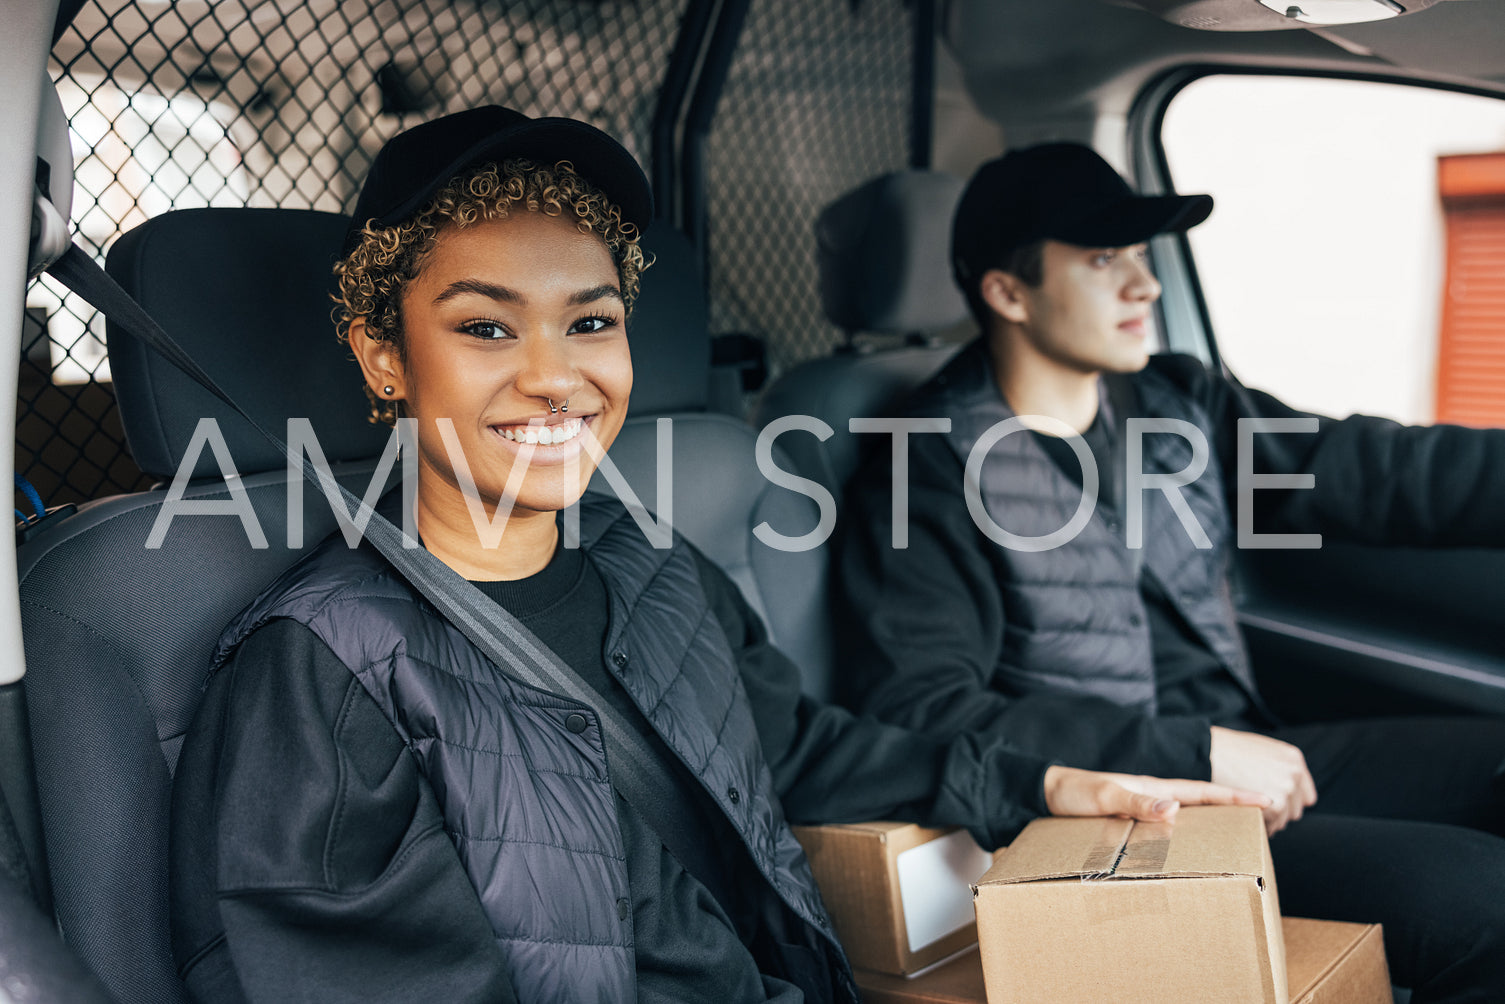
[834,142,1505,1003]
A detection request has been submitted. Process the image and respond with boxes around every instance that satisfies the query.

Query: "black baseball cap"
[342,105,652,255]
[951,142,1212,285]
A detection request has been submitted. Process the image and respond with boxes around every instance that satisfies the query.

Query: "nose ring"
[548,398,569,414]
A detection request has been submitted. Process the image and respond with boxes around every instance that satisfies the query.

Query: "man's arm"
[1163,354,1505,547]
[171,620,516,1004]
[832,436,1214,780]
[695,551,1265,846]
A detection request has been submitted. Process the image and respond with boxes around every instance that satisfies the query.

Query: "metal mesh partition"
[706,0,913,374]
[27,0,686,506]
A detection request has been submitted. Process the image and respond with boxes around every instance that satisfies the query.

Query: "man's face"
[1003,238,1162,375]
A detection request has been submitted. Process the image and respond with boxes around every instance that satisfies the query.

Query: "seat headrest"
[626,220,710,415]
[815,169,969,334]
[106,207,390,480]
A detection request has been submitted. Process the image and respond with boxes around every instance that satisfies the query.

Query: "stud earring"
[383,385,394,396]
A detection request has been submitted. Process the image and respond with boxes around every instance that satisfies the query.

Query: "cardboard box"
[973,806,1288,1003]
[1284,918,1390,1004]
[792,821,995,975]
[852,917,1389,1004]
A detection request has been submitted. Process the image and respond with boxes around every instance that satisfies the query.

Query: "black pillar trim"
[910,0,936,170]
[651,0,719,226]
[681,0,752,276]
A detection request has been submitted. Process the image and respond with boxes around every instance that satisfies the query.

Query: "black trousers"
[1258,717,1505,1004]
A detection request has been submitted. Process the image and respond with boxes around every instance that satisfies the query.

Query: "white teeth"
[496,417,584,446]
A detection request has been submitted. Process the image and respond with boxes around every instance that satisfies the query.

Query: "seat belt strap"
[45,242,755,927]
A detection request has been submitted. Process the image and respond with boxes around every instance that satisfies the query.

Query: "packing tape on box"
[1080,834,1123,877]
[1079,821,1172,880]
[1120,833,1172,874]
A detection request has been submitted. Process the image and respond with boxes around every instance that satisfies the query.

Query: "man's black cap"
[951,142,1212,285]
[343,105,652,255]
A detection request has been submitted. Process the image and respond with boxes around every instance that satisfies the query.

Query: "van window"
[1161,75,1505,426]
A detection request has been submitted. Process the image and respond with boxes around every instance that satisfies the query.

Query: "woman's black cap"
[342,106,653,255]
[951,142,1212,285]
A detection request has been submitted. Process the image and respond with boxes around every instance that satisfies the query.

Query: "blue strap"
[13,474,45,523]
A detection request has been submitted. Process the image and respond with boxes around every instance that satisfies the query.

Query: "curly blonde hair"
[334,157,648,425]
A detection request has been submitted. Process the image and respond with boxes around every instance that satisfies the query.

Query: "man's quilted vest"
[210,498,851,1004]
[912,339,1260,712]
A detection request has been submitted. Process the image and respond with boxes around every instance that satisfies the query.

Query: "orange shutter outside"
[1437,152,1505,428]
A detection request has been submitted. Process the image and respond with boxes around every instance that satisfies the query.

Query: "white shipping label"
[895,830,995,953]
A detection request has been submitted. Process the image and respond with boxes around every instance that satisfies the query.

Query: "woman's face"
[373,209,633,524]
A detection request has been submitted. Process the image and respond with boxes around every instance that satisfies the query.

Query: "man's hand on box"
[1208,726,1318,835]
[1042,764,1272,823]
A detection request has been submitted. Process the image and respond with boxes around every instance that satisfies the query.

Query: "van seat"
[754,345,959,496]
[20,207,384,1004]
[753,169,970,497]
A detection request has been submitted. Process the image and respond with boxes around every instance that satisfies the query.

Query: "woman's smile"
[489,414,588,449]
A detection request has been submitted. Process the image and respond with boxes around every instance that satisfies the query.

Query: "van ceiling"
[1336,1,1505,80]
[947,0,1505,122]
[54,1,1505,109]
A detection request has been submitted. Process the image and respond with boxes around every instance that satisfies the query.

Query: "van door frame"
[1128,64,1505,721]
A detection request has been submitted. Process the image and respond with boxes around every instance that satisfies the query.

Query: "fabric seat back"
[753,170,970,498]
[20,207,389,1004]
